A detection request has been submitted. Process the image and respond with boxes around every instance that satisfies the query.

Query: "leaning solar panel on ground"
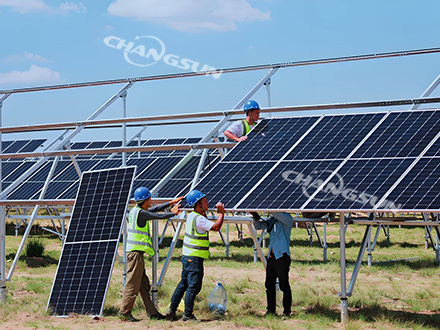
[47,166,135,316]
[192,109,440,212]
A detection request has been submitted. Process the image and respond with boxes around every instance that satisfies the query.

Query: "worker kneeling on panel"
[166,190,225,321]
[119,187,184,322]
[252,212,294,317]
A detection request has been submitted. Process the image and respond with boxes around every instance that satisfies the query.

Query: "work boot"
[118,312,141,322]
[150,312,166,320]
[182,314,197,321]
[166,308,179,321]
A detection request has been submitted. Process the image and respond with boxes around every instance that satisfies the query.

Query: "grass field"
[1,219,440,329]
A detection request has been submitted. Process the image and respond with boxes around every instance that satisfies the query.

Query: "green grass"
[1,221,440,329]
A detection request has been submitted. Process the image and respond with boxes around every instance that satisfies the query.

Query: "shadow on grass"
[304,303,440,327]
[6,252,58,267]
[25,255,58,267]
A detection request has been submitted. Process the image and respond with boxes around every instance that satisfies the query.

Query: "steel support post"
[339,213,348,324]
[323,223,328,261]
[371,225,381,250]
[151,218,159,305]
[121,92,127,167]
[367,225,373,267]
[122,214,128,288]
[436,228,440,263]
[254,229,266,263]
[225,223,230,258]
[158,220,184,286]
[0,206,6,303]
[347,226,372,295]
[247,223,267,269]
[264,78,272,117]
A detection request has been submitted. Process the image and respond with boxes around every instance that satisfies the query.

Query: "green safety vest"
[241,119,257,136]
[182,211,210,259]
[126,206,154,256]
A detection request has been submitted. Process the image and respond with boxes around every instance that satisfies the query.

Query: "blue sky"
[0,0,440,144]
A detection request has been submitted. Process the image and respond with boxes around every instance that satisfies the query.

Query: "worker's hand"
[237,136,248,142]
[170,196,184,205]
[216,202,225,214]
[251,212,261,221]
[171,203,181,216]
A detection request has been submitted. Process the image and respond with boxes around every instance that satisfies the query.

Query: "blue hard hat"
[186,190,206,207]
[244,100,260,113]
[134,187,151,202]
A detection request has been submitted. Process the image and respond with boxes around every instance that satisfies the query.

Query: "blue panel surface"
[284,113,384,160]
[239,160,341,210]
[353,110,440,159]
[48,167,135,316]
[378,157,440,210]
[227,117,319,162]
[303,158,414,210]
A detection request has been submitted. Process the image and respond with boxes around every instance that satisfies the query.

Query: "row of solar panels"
[1,139,46,160]
[1,137,220,199]
[69,137,221,159]
[193,109,440,212]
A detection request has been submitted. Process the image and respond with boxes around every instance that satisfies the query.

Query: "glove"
[171,196,184,205]
[251,212,261,221]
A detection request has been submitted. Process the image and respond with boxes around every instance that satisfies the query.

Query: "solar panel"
[47,166,135,316]
[192,109,440,212]
[376,157,440,211]
[4,137,221,200]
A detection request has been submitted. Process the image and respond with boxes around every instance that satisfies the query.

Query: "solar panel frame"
[47,166,136,316]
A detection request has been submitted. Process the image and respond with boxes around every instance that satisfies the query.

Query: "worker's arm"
[210,202,225,232]
[224,129,248,142]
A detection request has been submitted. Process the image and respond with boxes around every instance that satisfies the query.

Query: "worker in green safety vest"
[166,190,225,322]
[120,187,184,322]
[224,99,261,142]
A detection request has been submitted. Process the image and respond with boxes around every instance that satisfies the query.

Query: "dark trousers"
[170,256,204,317]
[266,253,292,315]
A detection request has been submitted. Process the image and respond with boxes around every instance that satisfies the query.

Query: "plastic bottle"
[208,280,227,315]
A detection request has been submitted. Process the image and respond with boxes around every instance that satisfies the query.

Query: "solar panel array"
[192,109,440,212]
[47,167,135,316]
[3,138,220,200]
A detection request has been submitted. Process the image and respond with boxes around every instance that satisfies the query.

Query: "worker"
[252,212,293,317]
[119,187,184,322]
[224,99,261,142]
[166,190,225,321]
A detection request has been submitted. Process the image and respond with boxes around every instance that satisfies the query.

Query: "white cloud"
[107,0,271,32]
[0,65,63,85]
[104,25,114,30]
[59,1,86,13]
[0,0,49,14]
[0,0,87,14]
[2,52,51,63]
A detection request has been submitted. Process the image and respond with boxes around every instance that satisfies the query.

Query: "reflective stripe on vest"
[182,211,210,259]
[126,206,154,256]
[241,119,256,137]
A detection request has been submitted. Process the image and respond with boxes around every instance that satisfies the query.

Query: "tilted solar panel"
[47,166,135,316]
[192,109,440,212]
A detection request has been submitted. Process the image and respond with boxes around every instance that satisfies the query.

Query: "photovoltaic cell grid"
[193,109,440,212]
[5,137,218,200]
[47,166,135,316]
